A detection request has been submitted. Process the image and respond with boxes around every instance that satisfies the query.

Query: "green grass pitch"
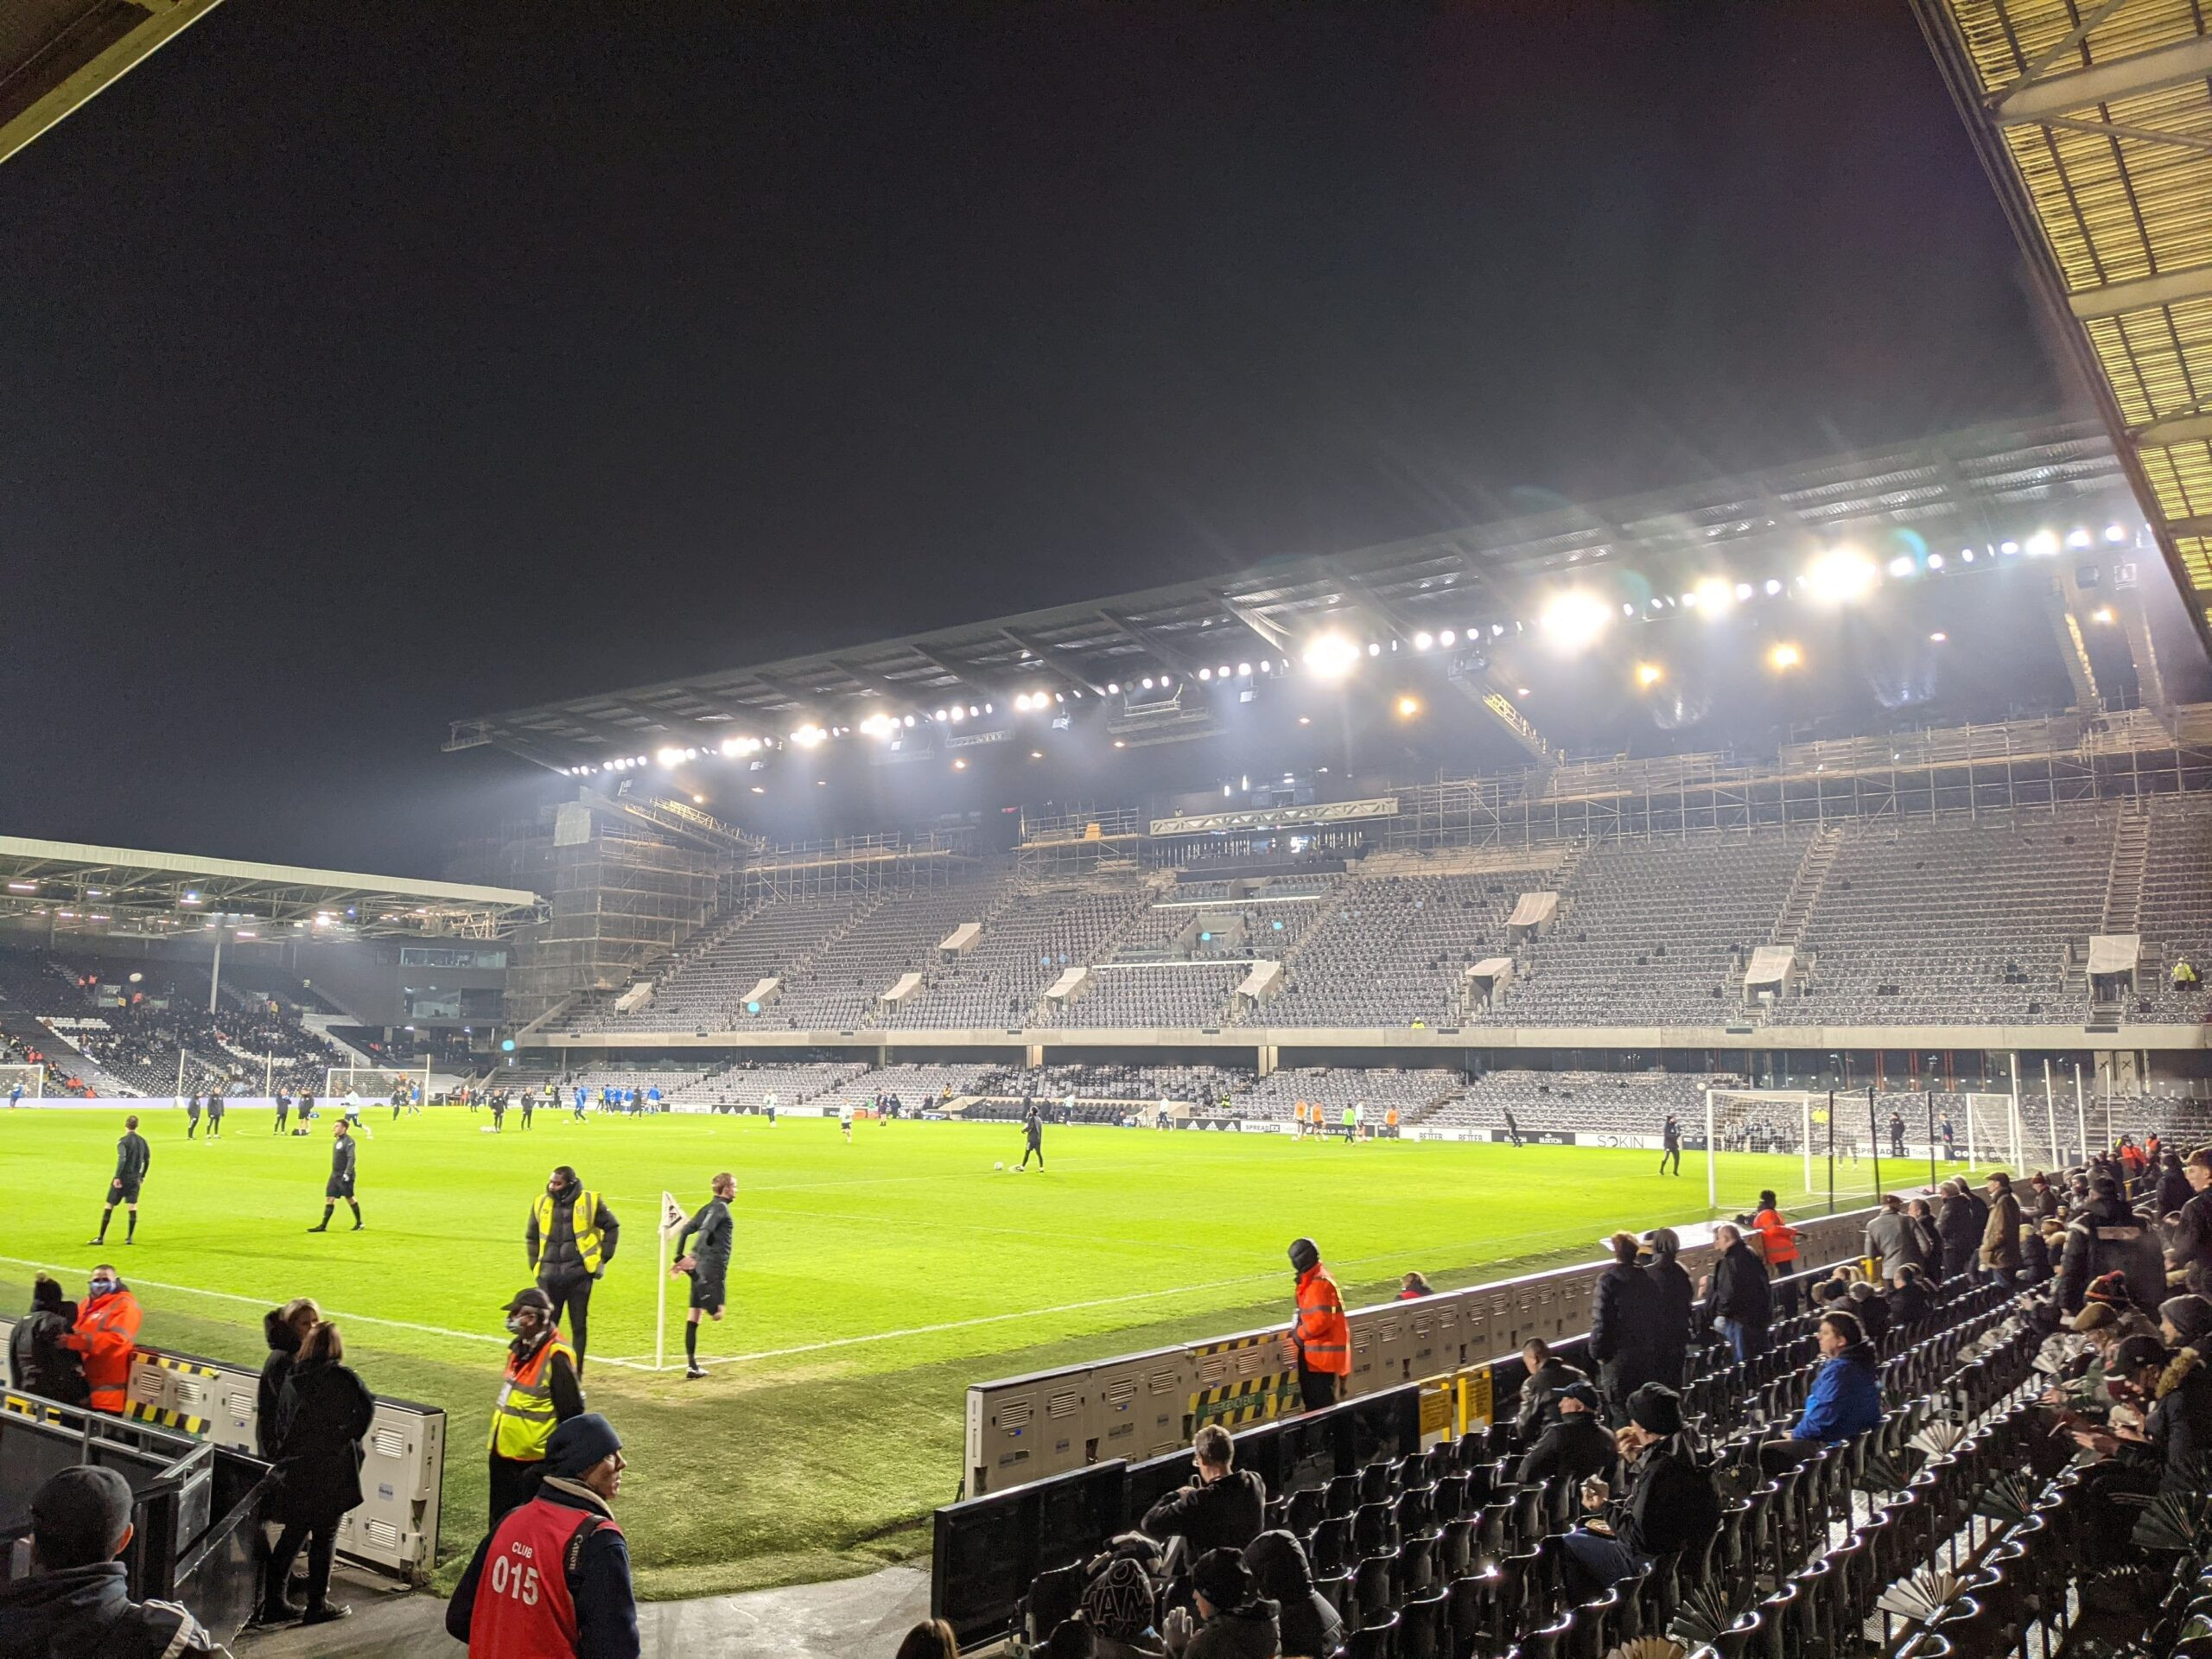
[0,1106,1900,1597]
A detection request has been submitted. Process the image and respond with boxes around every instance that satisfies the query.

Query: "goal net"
[324,1065,424,1102]
[0,1064,43,1101]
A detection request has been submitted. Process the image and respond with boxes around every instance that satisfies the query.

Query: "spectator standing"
[1658,1114,1681,1177]
[448,1413,639,1659]
[257,1298,321,1459]
[1700,1224,1773,1362]
[1141,1426,1265,1560]
[207,1093,224,1139]
[1242,1532,1338,1659]
[88,1114,150,1246]
[1980,1172,2024,1286]
[528,1166,619,1372]
[2056,1176,2164,1313]
[186,1096,201,1139]
[486,1288,585,1519]
[1281,1238,1349,1411]
[274,1092,290,1134]
[66,1266,141,1414]
[10,1277,86,1407]
[1751,1192,1801,1313]
[1588,1233,1667,1419]
[259,1320,375,1627]
[2169,1149,2212,1295]
[1865,1195,1925,1281]
[2157,1151,2191,1220]
[1642,1228,1694,1386]
[1936,1180,1981,1280]
[1905,1198,1942,1268]
[0,1466,221,1656]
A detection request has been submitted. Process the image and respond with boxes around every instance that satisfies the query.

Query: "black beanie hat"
[1287,1238,1320,1274]
[1627,1382,1684,1437]
[1192,1547,1254,1611]
[31,1466,133,1569]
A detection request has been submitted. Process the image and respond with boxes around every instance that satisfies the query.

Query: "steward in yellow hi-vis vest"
[526,1166,620,1373]
[486,1286,584,1518]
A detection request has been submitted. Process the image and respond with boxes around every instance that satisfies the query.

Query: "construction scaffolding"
[741,830,976,903]
[1014,807,1144,884]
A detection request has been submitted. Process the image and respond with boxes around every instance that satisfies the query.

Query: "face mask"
[90,1281,115,1299]
[505,1315,526,1335]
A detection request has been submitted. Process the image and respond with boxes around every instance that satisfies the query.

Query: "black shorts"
[688,1272,727,1313]
[109,1179,141,1204]
[325,1178,355,1199]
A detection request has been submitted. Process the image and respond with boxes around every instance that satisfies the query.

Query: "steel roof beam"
[995,628,1111,697]
[2069,263,2212,320]
[1996,33,2212,124]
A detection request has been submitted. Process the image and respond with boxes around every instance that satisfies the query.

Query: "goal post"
[0,1064,44,1101]
[324,1064,429,1102]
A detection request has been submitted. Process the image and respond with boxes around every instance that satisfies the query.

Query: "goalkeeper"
[669,1173,735,1380]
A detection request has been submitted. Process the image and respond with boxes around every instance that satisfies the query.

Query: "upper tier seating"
[1471,835,1807,1027]
[768,876,1012,1030]
[1769,811,2112,1025]
[601,893,880,1031]
[874,885,1150,1028]
[1255,875,1517,1027]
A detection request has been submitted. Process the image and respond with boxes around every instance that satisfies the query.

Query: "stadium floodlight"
[948,706,965,722]
[969,704,982,716]
[1926,554,1943,569]
[1538,590,1611,652]
[1301,632,1362,680]
[790,725,827,747]
[1439,629,1456,646]
[1929,632,1948,643]
[1413,631,1433,650]
[1396,695,1421,718]
[1691,577,1735,615]
[2092,606,2115,624]
[2025,530,2059,556]
[1804,547,1878,605]
[858,713,898,739]
[1366,642,1381,657]
[933,709,948,721]
[2106,524,2128,543]
[1763,579,1783,596]
[691,794,706,805]
[1217,664,1231,677]
[1999,540,2019,555]
[1198,669,1212,681]
[1635,662,1663,687]
[1886,556,1915,579]
[1767,642,1803,671]
[2066,527,2092,549]
[951,759,968,771]
[1105,683,1120,695]
[1236,662,1251,677]
[1141,677,1155,690]
[656,747,684,767]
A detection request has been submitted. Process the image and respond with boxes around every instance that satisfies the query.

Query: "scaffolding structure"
[741,830,976,903]
[1014,807,1144,884]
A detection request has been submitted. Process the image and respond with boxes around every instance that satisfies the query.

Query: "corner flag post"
[656,1191,686,1372]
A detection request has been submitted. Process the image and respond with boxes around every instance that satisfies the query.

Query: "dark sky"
[1,1,2068,874]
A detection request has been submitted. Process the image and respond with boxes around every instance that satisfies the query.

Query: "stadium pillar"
[1926,1090,1937,1190]
[1866,1086,1883,1204]
[207,921,225,1014]
[2043,1058,2061,1169]
[2074,1061,2088,1165]
[1703,1087,1716,1212]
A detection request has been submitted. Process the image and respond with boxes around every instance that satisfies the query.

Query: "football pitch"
[0,1106,1892,1598]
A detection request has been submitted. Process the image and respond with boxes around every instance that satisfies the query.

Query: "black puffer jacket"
[2055,1194,2164,1313]
[1243,1530,1340,1659]
[1185,1597,1281,1659]
[1589,1263,1669,1397]
[2151,1347,2212,1496]
[528,1178,621,1286]
[10,1306,86,1407]
[0,1562,219,1658]
[1141,1470,1265,1558]
[257,1307,302,1459]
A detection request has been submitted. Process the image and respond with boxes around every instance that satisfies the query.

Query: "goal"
[324,1065,428,1102]
[0,1064,43,1102]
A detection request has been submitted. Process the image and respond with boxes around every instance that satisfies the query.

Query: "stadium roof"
[0,0,229,168]
[0,836,543,939]
[1916,0,2212,658]
[453,416,2141,770]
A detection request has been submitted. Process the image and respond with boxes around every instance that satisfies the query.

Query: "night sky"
[1,2,2069,874]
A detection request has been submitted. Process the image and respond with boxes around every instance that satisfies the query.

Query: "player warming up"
[87,1115,151,1245]
[1660,1114,1683,1176]
[309,1122,362,1231]
[1020,1104,1044,1169]
[670,1173,735,1379]
[840,1102,855,1143]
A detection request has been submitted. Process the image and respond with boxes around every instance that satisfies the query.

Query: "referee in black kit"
[670,1173,735,1380]
[88,1116,151,1245]
[308,1121,361,1231]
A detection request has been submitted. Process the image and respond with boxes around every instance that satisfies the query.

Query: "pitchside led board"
[963,1204,1882,1496]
